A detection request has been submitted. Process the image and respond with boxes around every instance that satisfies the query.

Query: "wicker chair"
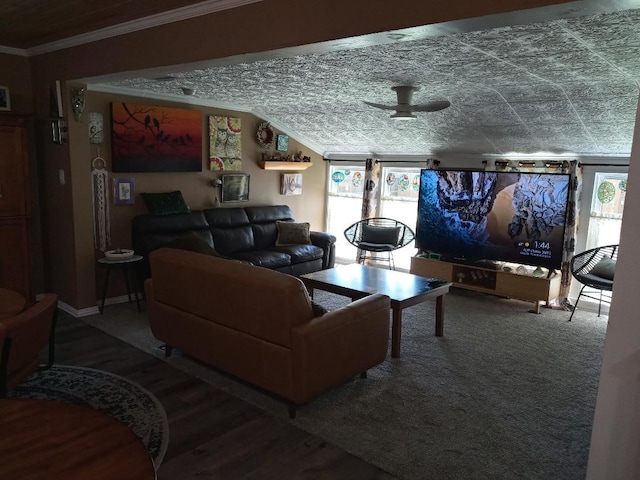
[569,244,618,321]
[344,217,415,270]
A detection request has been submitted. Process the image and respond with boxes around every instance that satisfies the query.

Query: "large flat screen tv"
[416,169,571,270]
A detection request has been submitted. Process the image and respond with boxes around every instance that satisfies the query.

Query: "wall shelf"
[258,161,313,171]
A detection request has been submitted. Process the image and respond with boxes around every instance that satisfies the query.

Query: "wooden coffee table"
[0,398,156,479]
[302,264,451,358]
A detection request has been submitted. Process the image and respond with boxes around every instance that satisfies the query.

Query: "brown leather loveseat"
[145,248,390,417]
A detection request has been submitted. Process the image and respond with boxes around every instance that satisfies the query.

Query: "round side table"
[98,255,143,314]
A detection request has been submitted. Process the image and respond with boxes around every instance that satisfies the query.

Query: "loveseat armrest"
[290,293,390,405]
[309,231,336,269]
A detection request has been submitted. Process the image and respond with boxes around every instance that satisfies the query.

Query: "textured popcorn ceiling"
[94,8,640,159]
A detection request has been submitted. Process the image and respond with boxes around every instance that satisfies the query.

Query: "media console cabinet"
[410,256,561,313]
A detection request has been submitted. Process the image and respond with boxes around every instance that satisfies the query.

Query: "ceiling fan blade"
[411,100,451,112]
[363,101,397,111]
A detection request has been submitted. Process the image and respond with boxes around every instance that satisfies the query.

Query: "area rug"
[8,365,169,469]
[84,289,607,480]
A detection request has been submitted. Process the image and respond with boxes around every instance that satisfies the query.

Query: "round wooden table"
[0,287,26,319]
[0,398,156,479]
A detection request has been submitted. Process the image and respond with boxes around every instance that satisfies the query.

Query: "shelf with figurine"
[258,151,313,171]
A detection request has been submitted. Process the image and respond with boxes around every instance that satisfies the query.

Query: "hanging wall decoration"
[91,154,111,252]
[209,115,242,171]
[256,121,274,148]
[88,112,104,144]
[276,134,289,152]
[111,102,202,173]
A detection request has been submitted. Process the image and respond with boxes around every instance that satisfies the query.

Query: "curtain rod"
[323,158,367,162]
[578,162,629,167]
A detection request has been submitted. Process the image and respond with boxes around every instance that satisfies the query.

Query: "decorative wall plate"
[256,122,274,148]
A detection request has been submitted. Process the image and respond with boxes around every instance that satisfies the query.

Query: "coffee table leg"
[435,294,444,336]
[391,304,402,358]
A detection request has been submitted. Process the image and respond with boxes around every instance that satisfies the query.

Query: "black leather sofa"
[132,205,336,279]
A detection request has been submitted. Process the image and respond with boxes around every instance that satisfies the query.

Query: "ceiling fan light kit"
[390,112,417,120]
[365,85,450,119]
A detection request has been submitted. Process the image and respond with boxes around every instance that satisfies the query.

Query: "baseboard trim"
[57,294,140,318]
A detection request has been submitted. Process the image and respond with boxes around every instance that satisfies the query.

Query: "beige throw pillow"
[276,221,311,245]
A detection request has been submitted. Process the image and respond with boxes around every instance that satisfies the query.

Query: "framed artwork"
[281,173,303,195]
[221,173,250,202]
[88,112,104,144]
[209,115,242,171]
[276,134,289,152]
[114,178,135,205]
[0,86,10,111]
[111,102,202,172]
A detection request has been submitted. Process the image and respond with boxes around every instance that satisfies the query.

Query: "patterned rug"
[8,365,169,469]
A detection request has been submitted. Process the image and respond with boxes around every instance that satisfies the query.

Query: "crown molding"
[88,84,252,112]
[19,0,262,56]
[0,46,28,56]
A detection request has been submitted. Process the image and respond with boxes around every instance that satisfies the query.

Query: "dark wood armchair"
[0,293,58,396]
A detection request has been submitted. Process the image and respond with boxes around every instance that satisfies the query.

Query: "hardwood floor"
[53,311,398,480]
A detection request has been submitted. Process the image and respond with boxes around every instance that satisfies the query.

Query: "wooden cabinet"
[0,118,29,217]
[0,114,33,301]
[410,256,561,313]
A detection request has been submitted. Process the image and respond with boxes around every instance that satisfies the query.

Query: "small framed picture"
[276,134,289,152]
[221,173,250,202]
[0,86,11,111]
[114,178,135,205]
[281,173,303,195]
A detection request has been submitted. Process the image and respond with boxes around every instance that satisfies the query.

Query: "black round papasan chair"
[569,244,618,321]
[344,217,415,270]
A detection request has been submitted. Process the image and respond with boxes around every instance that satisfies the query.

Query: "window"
[326,164,366,264]
[586,172,627,250]
[378,166,421,270]
[326,163,421,270]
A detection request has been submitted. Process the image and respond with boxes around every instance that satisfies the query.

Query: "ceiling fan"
[364,85,450,120]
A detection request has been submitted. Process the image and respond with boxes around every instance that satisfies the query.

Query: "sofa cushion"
[269,244,323,264]
[231,250,292,269]
[361,224,401,246]
[163,231,221,257]
[590,255,616,280]
[141,191,190,215]
[276,221,311,246]
[246,205,295,249]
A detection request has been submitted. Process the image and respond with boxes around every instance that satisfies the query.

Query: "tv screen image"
[416,169,571,270]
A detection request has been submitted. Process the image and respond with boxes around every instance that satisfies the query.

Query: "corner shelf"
[258,161,313,171]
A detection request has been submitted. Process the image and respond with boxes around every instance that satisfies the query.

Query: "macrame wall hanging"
[91,152,111,251]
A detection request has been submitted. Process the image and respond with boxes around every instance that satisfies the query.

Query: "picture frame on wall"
[221,173,250,202]
[0,85,11,111]
[281,173,303,195]
[114,178,135,205]
[276,134,289,152]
